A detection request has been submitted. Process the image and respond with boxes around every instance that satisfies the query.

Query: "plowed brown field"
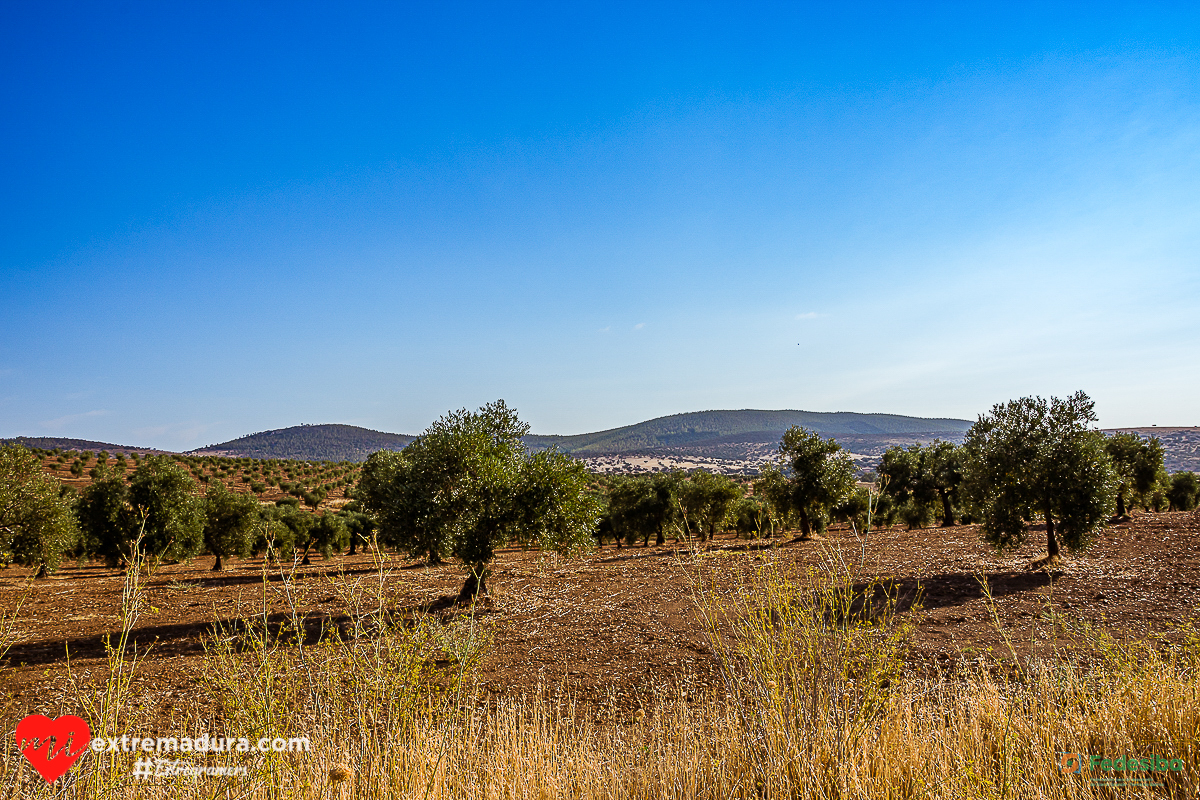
[2,511,1197,722]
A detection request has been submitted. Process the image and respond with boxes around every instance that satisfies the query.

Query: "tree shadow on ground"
[749,569,1061,630]
[1,600,477,668]
[145,564,413,589]
[816,570,1060,624]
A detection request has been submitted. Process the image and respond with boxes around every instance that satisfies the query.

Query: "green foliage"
[963,391,1116,559]
[1167,471,1199,511]
[127,456,204,563]
[603,472,682,547]
[924,440,964,526]
[730,495,771,538]
[877,446,932,528]
[341,509,377,555]
[193,424,415,462]
[832,486,875,533]
[301,487,327,510]
[774,427,857,538]
[678,470,742,541]
[752,463,792,532]
[0,446,77,575]
[1133,439,1166,511]
[76,466,132,565]
[511,448,600,553]
[254,504,307,559]
[358,450,446,564]
[898,500,934,531]
[1105,432,1166,517]
[203,481,259,570]
[523,409,973,456]
[1147,470,1172,512]
[307,513,349,561]
[872,490,898,527]
[878,440,963,528]
[359,400,599,598]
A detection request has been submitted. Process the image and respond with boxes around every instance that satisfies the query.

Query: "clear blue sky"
[2,2,1198,449]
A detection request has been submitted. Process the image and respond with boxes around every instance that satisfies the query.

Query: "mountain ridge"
[521,409,973,455]
[190,424,416,462]
[6,416,1197,472]
[184,409,974,461]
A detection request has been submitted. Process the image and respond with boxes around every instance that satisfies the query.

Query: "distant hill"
[523,409,974,456]
[0,436,162,455]
[1103,427,1200,473]
[9,417,1198,472]
[190,424,415,462]
[181,411,972,463]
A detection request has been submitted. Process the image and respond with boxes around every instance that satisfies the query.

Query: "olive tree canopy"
[963,391,1115,561]
[0,446,76,577]
[358,400,598,601]
[775,427,856,540]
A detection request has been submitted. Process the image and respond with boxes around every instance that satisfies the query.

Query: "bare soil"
[1,512,1197,721]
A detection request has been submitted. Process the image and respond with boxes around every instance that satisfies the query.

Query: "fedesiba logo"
[1060,751,1186,788]
[1060,752,1184,774]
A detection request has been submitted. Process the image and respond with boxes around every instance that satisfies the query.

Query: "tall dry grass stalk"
[2,544,1197,799]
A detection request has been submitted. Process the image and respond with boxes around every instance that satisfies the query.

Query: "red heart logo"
[15,714,91,783]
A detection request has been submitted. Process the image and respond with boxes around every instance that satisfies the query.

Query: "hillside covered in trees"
[0,436,162,455]
[522,409,973,455]
[191,424,416,462]
[186,411,972,462]
[11,415,1199,471]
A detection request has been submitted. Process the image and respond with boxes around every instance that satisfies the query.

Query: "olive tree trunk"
[458,566,490,603]
[1044,506,1060,560]
[939,489,955,527]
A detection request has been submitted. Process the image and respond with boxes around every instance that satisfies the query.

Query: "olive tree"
[751,463,791,534]
[925,440,964,526]
[878,445,934,529]
[731,494,771,538]
[127,456,204,564]
[0,446,77,577]
[299,513,348,564]
[775,427,857,540]
[1105,432,1164,518]
[203,481,259,570]
[341,508,377,555]
[678,470,742,541]
[963,391,1115,561]
[1167,472,1199,511]
[358,400,599,601]
[879,440,964,528]
[603,472,680,547]
[76,466,131,565]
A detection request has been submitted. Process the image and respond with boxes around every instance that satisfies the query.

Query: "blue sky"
[2,2,1198,449]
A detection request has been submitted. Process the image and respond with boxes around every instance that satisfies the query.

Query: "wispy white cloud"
[795,312,825,320]
[633,322,646,330]
[39,409,108,431]
[598,325,611,333]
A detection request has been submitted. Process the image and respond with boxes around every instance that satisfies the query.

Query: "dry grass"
[3,543,1198,799]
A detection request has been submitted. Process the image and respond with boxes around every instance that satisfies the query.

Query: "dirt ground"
[1,511,1197,722]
